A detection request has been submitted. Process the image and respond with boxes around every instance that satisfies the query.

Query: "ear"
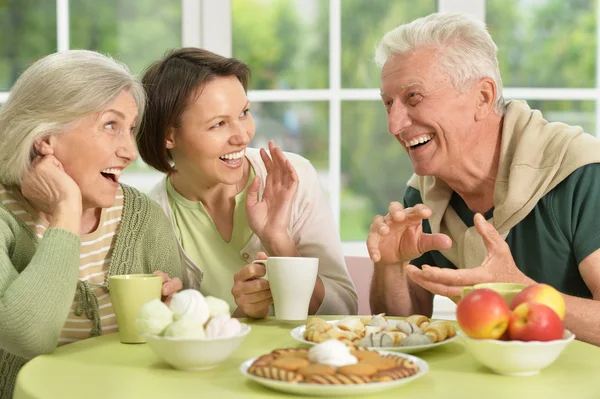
[165,127,176,150]
[474,77,496,121]
[32,135,56,156]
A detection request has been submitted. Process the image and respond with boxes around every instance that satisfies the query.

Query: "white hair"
[375,12,505,114]
[0,50,145,186]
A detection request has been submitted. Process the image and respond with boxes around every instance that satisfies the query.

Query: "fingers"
[256,251,268,261]
[418,264,484,287]
[367,215,384,262]
[260,147,273,173]
[474,213,505,250]
[161,277,183,297]
[246,176,261,209]
[418,233,453,253]
[406,264,464,298]
[234,262,267,282]
[238,297,273,319]
[153,270,170,284]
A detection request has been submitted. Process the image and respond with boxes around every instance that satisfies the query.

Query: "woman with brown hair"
[137,47,357,319]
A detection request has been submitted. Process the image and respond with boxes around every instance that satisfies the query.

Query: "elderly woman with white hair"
[0,50,183,398]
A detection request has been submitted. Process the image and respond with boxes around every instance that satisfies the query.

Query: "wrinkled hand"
[246,140,299,246]
[21,154,82,216]
[367,203,452,265]
[231,252,272,318]
[154,271,183,306]
[407,213,532,299]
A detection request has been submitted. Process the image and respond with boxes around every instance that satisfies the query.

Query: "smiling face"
[380,49,480,177]
[51,90,139,209]
[167,75,255,187]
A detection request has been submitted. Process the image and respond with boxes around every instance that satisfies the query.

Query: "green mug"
[461,283,525,306]
[109,274,162,343]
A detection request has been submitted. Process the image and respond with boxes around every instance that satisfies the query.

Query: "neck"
[169,159,249,208]
[80,207,102,234]
[40,206,101,236]
[441,117,503,214]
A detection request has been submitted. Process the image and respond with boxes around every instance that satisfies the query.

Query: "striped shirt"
[0,185,123,345]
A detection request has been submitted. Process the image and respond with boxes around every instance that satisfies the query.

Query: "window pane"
[487,0,596,88]
[0,0,56,90]
[341,0,436,89]
[517,99,596,135]
[70,0,181,76]
[249,101,329,180]
[341,101,412,240]
[232,0,328,90]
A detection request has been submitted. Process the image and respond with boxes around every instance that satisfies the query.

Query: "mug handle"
[252,259,269,281]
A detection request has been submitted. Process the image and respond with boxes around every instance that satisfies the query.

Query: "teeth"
[219,149,245,160]
[404,134,433,148]
[101,168,122,177]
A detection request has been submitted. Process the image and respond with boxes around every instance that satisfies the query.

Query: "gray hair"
[375,12,505,114]
[0,49,145,186]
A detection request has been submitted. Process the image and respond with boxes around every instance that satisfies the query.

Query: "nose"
[230,119,253,146]
[387,102,412,136]
[116,132,139,162]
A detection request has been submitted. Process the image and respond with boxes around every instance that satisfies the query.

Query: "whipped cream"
[307,339,358,367]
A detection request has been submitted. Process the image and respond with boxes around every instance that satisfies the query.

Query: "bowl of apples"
[457,283,575,376]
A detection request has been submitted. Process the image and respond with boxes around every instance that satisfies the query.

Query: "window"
[1,0,599,255]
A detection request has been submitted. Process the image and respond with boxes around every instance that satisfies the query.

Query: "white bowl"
[143,323,251,371]
[459,329,575,376]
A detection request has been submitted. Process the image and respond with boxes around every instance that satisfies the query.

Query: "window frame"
[1,0,599,257]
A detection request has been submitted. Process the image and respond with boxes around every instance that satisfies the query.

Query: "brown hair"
[137,47,251,174]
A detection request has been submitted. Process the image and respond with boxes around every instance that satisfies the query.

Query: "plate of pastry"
[240,340,428,396]
[290,314,459,354]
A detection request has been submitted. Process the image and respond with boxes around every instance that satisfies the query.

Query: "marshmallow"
[136,299,173,336]
[169,289,210,325]
[164,317,206,339]
[205,314,242,338]
[205,296,231,317]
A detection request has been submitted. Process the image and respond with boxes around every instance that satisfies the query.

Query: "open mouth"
[404,134,434,150]
[219,149,245,164]
[100,168,122,183]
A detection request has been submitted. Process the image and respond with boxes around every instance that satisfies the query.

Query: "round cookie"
[337,363,378,377]
[271,356,310,371]
[358,356,397,371]
[297,364,336,377]
[351,349,381,361]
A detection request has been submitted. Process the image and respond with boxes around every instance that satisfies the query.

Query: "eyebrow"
[380,81,422,97]
[102,109,127,119]
[204,100,250,125]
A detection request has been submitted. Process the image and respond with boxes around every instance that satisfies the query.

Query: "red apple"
[509,302,564,342]
[457,288,511,339]
[511,283,565,319]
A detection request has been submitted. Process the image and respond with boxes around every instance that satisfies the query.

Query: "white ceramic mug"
[252,257,319,321]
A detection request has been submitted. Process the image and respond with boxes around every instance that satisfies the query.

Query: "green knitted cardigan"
[0,185,182,399]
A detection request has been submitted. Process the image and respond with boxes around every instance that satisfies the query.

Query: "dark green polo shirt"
[403,164,600,299]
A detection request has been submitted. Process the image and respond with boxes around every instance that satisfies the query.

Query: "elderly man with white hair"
[368,12,600,346]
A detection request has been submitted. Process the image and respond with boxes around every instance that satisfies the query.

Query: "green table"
[14,317,600,399]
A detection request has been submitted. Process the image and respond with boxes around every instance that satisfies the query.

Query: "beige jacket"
[148,148,358,315]
[408,100,600,269]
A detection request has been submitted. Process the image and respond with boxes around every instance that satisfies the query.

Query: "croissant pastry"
[358,331,394,347]
[306,317,328,328]
[423,321,452,343]
[400,333,433,346]
[405,315,430,329]
[393,320,422,335]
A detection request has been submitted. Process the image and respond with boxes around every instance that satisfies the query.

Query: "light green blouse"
[166,169,255,311]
